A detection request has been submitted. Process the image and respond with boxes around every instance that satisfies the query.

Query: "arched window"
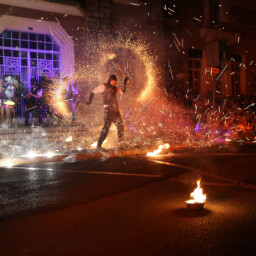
[0,29,60,89]
[0,29,61,117]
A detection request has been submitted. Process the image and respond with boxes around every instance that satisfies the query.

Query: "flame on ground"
[186,179,207,204]
[146,143,170,157]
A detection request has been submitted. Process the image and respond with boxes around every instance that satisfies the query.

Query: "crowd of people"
[0,76,78,128]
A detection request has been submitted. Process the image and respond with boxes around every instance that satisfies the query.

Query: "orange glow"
[47,78,71,119]
[186,179,206,204]
[105,53,116,60]
[90,139,108,148]
[138,69,155,102]
[146,143,170,157]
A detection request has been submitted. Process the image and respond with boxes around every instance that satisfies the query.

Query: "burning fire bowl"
[185,201,205,210]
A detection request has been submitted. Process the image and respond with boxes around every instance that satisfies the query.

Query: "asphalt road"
[1,148,256,255]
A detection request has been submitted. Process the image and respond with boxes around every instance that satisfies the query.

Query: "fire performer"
[86,74,128,149]
[24,78,43,126]
[63,76,79,125]
[2,76,17,128]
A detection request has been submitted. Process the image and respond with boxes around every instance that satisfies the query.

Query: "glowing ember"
[90,139,108,148]
[105,53,116,60]
[26,151,37,158]
[45,152,55,158]
[90,142,97,148]
[146,143,170,156]
[186,179,206,204]
[4,160,14,168]
[65,136,72,142]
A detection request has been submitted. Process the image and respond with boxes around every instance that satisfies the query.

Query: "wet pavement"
[1,147,256,255]
[0,155,186,220]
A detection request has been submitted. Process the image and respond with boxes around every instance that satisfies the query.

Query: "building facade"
[0,0,87,85]
[2,0,253,110]
[164,0,256,102]
[0,0,87,117]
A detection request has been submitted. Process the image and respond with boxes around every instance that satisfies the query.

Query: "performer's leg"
[0,107,4,125]
[10,108,15,127]
[6,108,10,126]
[37,105,43,125]
[24,109,30,125]
[6,108,14,127]
[113,111,124,143]
[97,108,112,148]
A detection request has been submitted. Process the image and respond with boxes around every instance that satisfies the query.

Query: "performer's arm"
[30,88,43,99]
[86,84,105,105]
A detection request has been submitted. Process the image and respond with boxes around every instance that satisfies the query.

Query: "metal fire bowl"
[185,201,204,210]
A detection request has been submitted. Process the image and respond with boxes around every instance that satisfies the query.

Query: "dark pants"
[25,104,43,125]
[98,107,124,147]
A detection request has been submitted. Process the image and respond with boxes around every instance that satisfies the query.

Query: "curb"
[0,145,189,168]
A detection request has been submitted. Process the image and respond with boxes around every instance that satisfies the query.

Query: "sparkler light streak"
[193,17,202,22]
[172,32,181,47]
[216,64,228,80]
[140,98,153,111]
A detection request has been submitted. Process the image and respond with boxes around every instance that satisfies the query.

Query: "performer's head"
[107,74,117,86]
[30,78,40,89]
[31,77,37,85]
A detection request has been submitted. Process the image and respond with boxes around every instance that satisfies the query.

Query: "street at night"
[1,145,256,255]
[1,0,256,255]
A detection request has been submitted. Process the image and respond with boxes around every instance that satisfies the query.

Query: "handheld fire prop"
[146,143,170,157]
[186,179,206,210]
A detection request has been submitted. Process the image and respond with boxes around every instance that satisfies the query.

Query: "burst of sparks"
[65,136,72,142]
